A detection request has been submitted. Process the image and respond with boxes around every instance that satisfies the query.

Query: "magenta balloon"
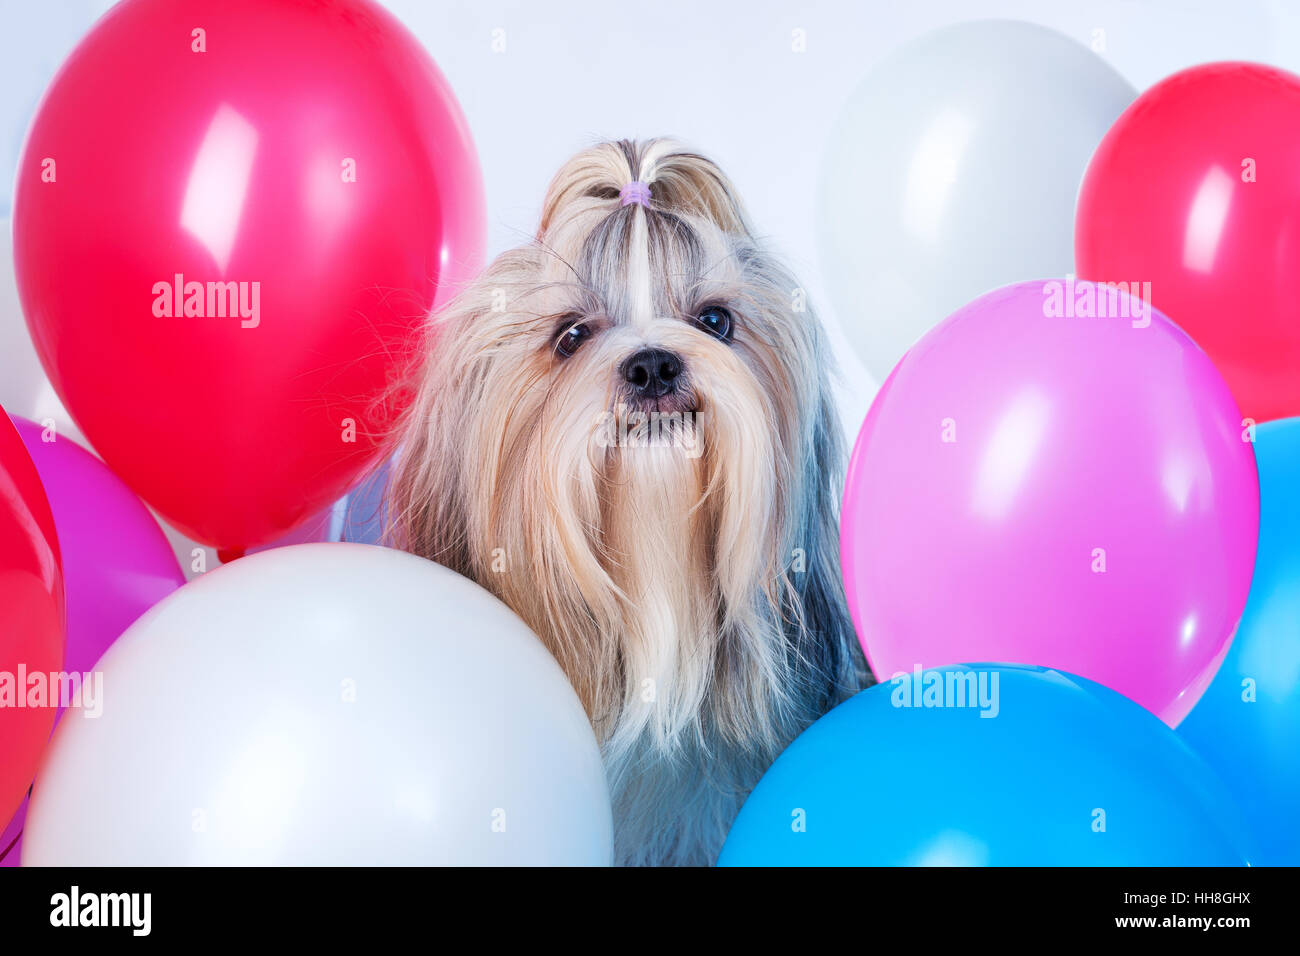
[0,796,23,866]
[840,280,1259,726]
[11,417,185,677]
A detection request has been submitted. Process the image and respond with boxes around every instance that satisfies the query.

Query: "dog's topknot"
[537,138,754,239]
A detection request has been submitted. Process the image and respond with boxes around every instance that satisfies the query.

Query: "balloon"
[158,492,345,583]
[719,665,1253,866]
[0,796,23,866]
[1180,418,1300,865]
[23,543,611,865]
[818,20,1135,380]
[0,417,185,865]
[1076,62,1300,424]
[339,454,395,546]
[0,410,63,828]
[841,280,1258,726]
[11,417,184,683]
[13,0,485,555]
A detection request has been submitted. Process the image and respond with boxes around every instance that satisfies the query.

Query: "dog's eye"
[696,306,733,342]
[556,322,592,358]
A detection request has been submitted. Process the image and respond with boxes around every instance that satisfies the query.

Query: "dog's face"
[390,142,850,766]
[508,197,807,491]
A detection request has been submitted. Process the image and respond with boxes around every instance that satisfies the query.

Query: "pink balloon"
[840,280,1259,726]
[12,417,185,678]
[0,417,185,864]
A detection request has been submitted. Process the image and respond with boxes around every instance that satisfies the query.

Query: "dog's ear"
[382,279,496,573]
[383,243,558,577]
[785,378,874,709]
[758,277,874,710]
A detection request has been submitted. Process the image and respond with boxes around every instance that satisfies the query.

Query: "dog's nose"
[622,348,682,398]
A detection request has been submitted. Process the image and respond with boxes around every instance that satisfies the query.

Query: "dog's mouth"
[602,393,705,454]
[623,393,700,416]
[618,382,701,417]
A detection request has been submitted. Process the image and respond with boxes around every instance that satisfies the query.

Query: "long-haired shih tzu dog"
[387,139,868,865]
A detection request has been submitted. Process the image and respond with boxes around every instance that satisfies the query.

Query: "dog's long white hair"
[387,139,867,865]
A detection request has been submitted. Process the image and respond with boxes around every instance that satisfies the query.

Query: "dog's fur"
[386,139,868,865]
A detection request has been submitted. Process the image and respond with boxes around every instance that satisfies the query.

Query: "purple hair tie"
[619,181,652,208]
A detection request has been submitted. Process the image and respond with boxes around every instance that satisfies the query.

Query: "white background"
[4,0,1300,429]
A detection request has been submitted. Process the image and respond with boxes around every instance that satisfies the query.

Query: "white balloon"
[817,20,1136,380]
[24,543,612,865]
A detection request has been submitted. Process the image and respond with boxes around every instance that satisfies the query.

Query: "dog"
[386,139,869,865]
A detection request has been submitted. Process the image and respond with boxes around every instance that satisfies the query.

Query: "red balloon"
[0,410,64,828]
[1076,62,1300,425]
[13,0,485,552]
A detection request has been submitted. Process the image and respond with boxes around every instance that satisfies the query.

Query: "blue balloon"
[332,454,393,546]
[1180,417,1300,866]
[719,664,1251,865]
